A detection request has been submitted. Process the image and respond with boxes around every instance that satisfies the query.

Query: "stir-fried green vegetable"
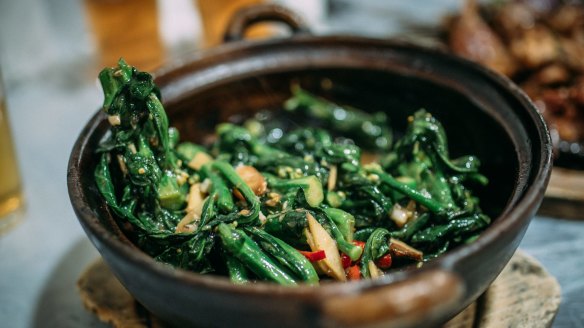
[94,59,492,284]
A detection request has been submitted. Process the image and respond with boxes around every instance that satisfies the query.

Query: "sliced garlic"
[368,260,383,279]
[175,211,200,233]
[116,154,128,176]
[186,183,205,217]
[187,152,213,171]
[107,114,121,126]
[234,165,267,200]
[390,203,409,228]
[327,164,337,191]
[306,213,346,281]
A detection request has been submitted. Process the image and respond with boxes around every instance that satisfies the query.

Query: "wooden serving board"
[77,250,560,328]
[540,167,584,220]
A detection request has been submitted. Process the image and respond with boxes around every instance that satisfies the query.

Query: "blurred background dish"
[435,0,584,219]
[442,0,584,169]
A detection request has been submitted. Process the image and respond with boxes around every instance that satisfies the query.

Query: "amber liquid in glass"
[83,0,165,71]
[0,100,23,228]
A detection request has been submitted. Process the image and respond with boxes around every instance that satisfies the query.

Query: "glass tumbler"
[0,70,24,233]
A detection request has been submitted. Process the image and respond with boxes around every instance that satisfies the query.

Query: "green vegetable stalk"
[247,227,319,285]
[217,223,297,286]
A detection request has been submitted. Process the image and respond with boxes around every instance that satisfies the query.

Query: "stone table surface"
[0,1,581,327]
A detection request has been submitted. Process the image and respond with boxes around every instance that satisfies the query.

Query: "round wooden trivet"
[444,250,560,328]
[77,250,560,328]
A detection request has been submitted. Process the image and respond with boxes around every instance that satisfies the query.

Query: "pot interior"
[163,66,519,219]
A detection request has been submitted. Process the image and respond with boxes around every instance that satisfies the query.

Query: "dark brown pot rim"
[67,33,552,298]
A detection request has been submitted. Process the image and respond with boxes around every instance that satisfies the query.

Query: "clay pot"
[68,4,552,328]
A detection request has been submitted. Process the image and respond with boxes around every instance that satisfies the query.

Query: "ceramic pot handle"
[223,4,310,43]
[321,270,465,327]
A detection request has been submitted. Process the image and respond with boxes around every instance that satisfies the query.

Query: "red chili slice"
[341,253,351,269]
[353,240,366,262]
[299,250,326,262]
[376,253,393,269]
[346,265,361,280]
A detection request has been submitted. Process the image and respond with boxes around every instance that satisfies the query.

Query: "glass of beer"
[83,0,165,71]
[0,69,24,233]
